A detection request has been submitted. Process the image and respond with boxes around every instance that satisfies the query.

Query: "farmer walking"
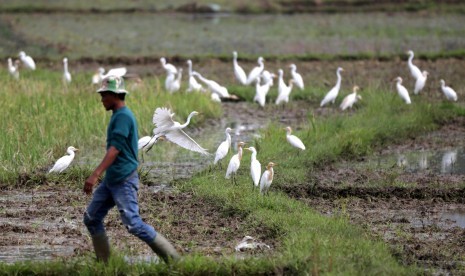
[83,75,180,263]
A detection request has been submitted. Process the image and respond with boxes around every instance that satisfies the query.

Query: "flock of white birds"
[12,49,458,195]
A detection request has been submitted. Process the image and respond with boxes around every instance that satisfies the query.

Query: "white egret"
[253,77,272,107]
[160,57,177,75]
[246,57,265,85]
[233,51,247,85]
[394,77,411,104]
[92,67,126,85]
[92,67,105,85]
[225,141,246,184]
[214,127,233,166]
[63,57,72,84]
[414,71,428,95]
[211,92,221,103]
[261,70,275,87]
[440,79,458,101]
[406,50,422,80]
[320,67,344,107]
[192,71,230,98]
[167,68,183,93]
[48,146,79,173]
[245,147,261,190]
[18,51,36,70]
[289,64,304,90]
[152,107,209,155]
[275,79,295,105]
[260,162,276,195]
[340,85,362,111]
[186,60,204,92]
[277,69,286,92]
[138,135,164,152]
[7,58,19,79]
[284,126,306,150]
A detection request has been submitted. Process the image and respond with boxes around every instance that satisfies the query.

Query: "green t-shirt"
[105,106,139,183]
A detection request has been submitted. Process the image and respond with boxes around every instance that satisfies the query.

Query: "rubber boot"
[91,232,111,263]
[148,233,181,263]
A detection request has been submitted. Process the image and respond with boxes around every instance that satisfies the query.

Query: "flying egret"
[394,77,411,104]
[160,57,177,75]
[245,147,261,190]
[63,57,72,84]
[289,64,304,90]
[92,67,126,85]
[7,58,19,79]
[406,50,422,80]
[440,79,458,101]
[152,107,209,155]
[414,71,428,95]
[340,85,362,111]
[48,146,79,173]
[246,57,265,85]
[186,60,204,92]
[253,77,272,107]
[233,51,247,85]
[214,127,233,167]
[166,68,182,93]
[275,79,295,105]
[225,141,246,184]
[18,51,36,70]
[320,67,344,107]
[284,126,306,150]
[260,162,276,195]
[192,71,230,98]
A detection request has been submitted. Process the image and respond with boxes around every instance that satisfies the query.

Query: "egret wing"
[105,67,127,77]
[165,129,209,155]
[152,107,175,133]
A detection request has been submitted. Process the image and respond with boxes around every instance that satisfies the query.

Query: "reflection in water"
[418,152,428,170]
[441,150,457,174]
[397,154,408,167]
[442,210,465,229]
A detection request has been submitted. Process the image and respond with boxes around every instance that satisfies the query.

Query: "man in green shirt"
[83,75,180,263]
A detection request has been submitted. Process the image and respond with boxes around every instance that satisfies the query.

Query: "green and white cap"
[97,75,128,94]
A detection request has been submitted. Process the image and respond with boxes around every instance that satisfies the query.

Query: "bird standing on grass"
[254,77,272,107]
[320,67,344,107]
[245,147,261,190]
[160,57,177,75]
[233,51,247,85]
[7,58,19,80]
[63,57,72,84]
[440,79,458,101]
[275,79,295,105]
[152,107,209,155]
[48,146,79,173]
[394,77,411,104]
[260,162,276,195]
[284,126,306,150]
[214,127,233,167]
[18,51,36,70]
[406,50,422,80]
[246,57,265,85]
[186,60,203,92]
[414,71,428,95]
[225,141,246,184]
[289,64,304,90]
[340,85,362,111]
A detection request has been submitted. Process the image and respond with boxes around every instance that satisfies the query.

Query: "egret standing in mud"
[233,51,247,85]
[320,67,344,107]
[48,146,79,173]
[289,64,304,90]
[406,50,422,80]
[260,162,276,195]
[284,126,306,151]
[245,147,261,190]
[225,142,246,184]
[152,107,209,155]
[214,127,233,168]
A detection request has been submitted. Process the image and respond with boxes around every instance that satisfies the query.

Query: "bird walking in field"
[48,146,79,173]
[233,51,247,85]
[440,79,458,101]
[214,127,233,167]
[63,57,72,85]
[289,64,304,90]
[254,77,272,107]
[7,58,19,80]
[245,147,261,190]
[260,162,276,195]
[284,126,306,150]
[406,50,422,80]
[275,79,295,105]
[152,107,209,155]
[246,57,265,85]
[414,71,428,95]
[394,77,411,104]
[340,85,362,111]
[192,71,230,99]
[160,57,177,75]
[320,67,344,107]
[225,141,246,184]
[18,51,36,70]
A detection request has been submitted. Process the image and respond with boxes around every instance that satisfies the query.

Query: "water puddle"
[0,246,75,262]
[441,209,465,229]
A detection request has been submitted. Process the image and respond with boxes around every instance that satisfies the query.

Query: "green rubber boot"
[91,232,111,263]
[148,233,181,263]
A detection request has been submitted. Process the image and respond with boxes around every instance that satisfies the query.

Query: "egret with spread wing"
[48,146,79,173]
[152,107,209,155]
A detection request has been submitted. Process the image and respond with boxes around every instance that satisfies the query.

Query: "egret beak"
[75,148,79,151]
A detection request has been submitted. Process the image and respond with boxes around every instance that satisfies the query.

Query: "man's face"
[99,92,117,111]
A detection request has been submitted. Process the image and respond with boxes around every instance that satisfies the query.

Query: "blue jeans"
[83,171,157,244]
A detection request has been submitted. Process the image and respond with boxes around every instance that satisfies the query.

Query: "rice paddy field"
[2,1,465,275]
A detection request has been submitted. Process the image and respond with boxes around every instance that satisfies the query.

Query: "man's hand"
[84,175,98,195]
